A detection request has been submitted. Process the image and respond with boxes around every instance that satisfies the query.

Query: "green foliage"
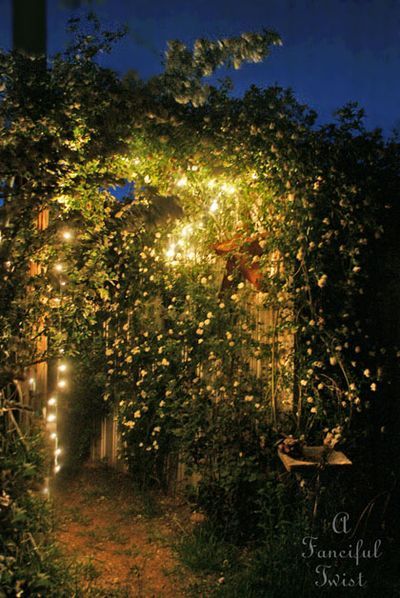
[0,17,399,589]
[0,415,76,595]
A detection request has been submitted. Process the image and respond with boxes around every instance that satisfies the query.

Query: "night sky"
[1,0,399,134]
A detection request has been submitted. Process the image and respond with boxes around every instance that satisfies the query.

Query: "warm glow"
[50,432,57,440]
[62,230,72,240]
[58,379,66,389]
[177,176,188,187]
[47,414,56,423]
[55,448,62,456]
[54,465,61,474]
[58,363,67,372]
[209,200,219,213]
[221,183,236,195]
[55,263,63,272]
[29,378,35,385]
[165,244,176,259]
[180,224,192,238]
[48,397,57,406]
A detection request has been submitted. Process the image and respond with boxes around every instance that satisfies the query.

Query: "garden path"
[53,465,200,597]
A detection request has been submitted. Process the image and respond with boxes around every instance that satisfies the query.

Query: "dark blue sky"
[1,0,400,133]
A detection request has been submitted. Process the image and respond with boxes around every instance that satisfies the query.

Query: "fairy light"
[58,379,66,389]
[47,413,56,423]
[54,263,63,272]
[50,432,57,440]
[177,176,188,187]
[55,448,62,456]
[62,230,72,240]
[221,183,236,195]
[207,179,216,189]
[48,397,57,406]
[60,280,66,287]
[58,363,67,372]
[29,377,35,385]
[209,200,219,213]
[54,465,61,474]
[165,244,176,259]
[180,224,193,238]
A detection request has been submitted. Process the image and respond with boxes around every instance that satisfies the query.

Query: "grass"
[176,523,239,575]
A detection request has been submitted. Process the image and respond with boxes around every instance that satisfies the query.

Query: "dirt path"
[53,466,199,597]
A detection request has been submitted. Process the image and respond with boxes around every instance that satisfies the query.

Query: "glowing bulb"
[50,432,57,440]
[62,231,72,240]
[181,224,192,238]
[58,363,67,372]
[221,183,236,195]
[165,244,176,259]
[54,465,61,474]
[54,263,63,272]
[209,200,219,213]
[48,397,57,406]
[58,380,66,389]
[207,179,216,189]
[187,251,195,260]
[177,176,188,188]
[47,414,56,423]
[55,448,62,456]
[60,280,66,287]
[29,378,35,385]
[43,486,49,495]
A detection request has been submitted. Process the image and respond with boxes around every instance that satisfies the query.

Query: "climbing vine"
[1,16,399,582]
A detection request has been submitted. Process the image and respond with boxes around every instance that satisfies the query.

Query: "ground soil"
[53,465,201,597]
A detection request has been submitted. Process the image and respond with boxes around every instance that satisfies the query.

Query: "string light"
[58,379,66,389]
[48,397,57,406]
[221,183,236,195]
[62,230,72,240]
[54,263,63,272]
[54,465,61,474]
[50,432,57,440]
[165,244,176,259]
[209,200,219,213]
[177,176,188,187]
[47,413,56,423]
[55,448,62,456]
[58,363,67,372]
[29,377,35,385]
